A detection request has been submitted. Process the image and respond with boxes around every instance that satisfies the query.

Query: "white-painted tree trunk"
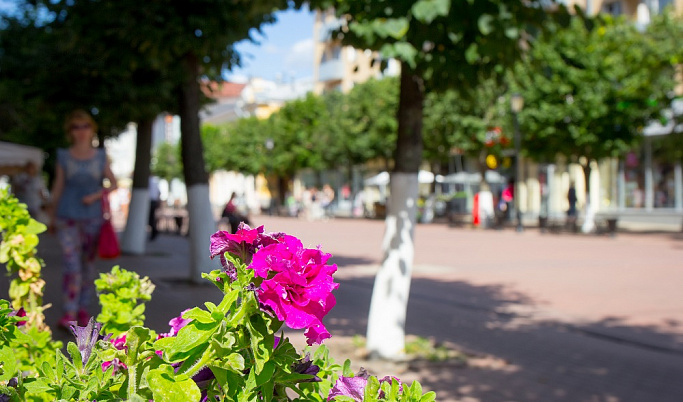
[120,189,150,255]
[366,173,418,359]
[187,184,220,283]
[582,200,596,233]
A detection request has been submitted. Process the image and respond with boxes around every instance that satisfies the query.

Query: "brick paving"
[5,215,683,401]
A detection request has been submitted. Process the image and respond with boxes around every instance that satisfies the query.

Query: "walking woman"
[47,109,117,328]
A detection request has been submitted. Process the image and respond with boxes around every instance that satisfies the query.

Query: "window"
[658,0,673,13]
[602,1,622,15]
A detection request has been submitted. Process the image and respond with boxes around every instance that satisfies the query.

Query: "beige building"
[313,10,400,94]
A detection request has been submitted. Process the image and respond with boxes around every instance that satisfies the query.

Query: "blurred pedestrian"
[567,181,578,229]
[148,176,161,241]
[321,184,335,218]
[47,109,118,329]
[221,192,250,234]
[500,178,514,222]
[11,160,48,219]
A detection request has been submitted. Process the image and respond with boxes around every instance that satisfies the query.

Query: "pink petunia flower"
[249,235,338,345]
[9,307,27,327]
[168,309,192,336]
[101,333,128,373]
[210,224,285,272]
[327,376,367,402]
[328,370,402,401]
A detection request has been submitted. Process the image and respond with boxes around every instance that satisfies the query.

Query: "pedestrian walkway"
[5,215,683,401]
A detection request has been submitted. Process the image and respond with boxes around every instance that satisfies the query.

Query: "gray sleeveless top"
[56,148,106,220]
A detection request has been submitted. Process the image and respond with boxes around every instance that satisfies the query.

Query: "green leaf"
[331,397,356,402]
[67,342,83,372]
[478,14,494,35]
[148,365,201,402]
[411,0,451,24]
[156,320,219,362]
[0,346,16,381]
[40,361,56,383]
[380,43,418,68]
[216,287,240,315]
[246,316,271,374]
[23,378,53,395]
[342,359,353,377]
[255,361,275,387]
[378,18,409,40]
[505,26,519,39]
[465,43,480,64]
[24,219,46,235]
[183,307,214,324]
[364,376,380,402]
[61,384,77,400]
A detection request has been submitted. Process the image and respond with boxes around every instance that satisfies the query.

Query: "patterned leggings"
[56,217,102,314]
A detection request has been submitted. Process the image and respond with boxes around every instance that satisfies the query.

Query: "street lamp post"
[265,138,275,215]
[511,93,524,232]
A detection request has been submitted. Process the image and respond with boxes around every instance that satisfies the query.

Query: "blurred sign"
[486,154,498,169]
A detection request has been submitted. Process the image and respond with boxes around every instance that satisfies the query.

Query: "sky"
[225,6,316,84]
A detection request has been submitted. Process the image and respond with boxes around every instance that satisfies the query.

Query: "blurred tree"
[267,93,328,205]
[151,142,184,185]
[512,15,677,230]
[317,77,398,196]
[423,77,510,179]
[308,0,570,358]
[0,1,178,254]
[329,77,398,167]
[50,0,298,278]
[202,118,269,176]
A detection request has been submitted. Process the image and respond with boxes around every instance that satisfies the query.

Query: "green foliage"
[268,92,330,176]
[423,76,511,168]
[202,118,271,176]
[95,266,155,337]
[151,142,183,183]
[0,226,436,401]
[319,77,399,170]
[202,77,399,181]
[0,189,46,316]
[0,190,62,389]
[512,15,677,163]
[320,0,566,92]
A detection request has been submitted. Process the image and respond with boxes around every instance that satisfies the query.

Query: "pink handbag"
[98,191,120,259]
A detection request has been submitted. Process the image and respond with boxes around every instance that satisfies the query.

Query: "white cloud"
[263,44,281,55]
[228,73,250,84]
[283,38,314,75]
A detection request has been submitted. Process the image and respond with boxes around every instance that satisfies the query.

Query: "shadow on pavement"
[324,275,683,402]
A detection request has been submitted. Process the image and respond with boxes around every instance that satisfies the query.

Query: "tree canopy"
[512,14,678,164]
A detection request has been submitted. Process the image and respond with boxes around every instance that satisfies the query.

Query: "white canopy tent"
[439,170,506,185]
[364,170,437,186]
[0,141,45,175]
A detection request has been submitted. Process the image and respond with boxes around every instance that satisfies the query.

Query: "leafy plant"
[95,265,155,337]
[0,189,62,377]
[0,221,436,401]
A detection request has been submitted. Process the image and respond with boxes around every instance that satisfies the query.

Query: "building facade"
[313,10,400,94]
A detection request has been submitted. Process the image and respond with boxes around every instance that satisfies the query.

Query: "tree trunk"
[121,118,154,255]
[366,64,423,359]
[581,161,596,233]
[178,52,218,282]
[277,175,289,210]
